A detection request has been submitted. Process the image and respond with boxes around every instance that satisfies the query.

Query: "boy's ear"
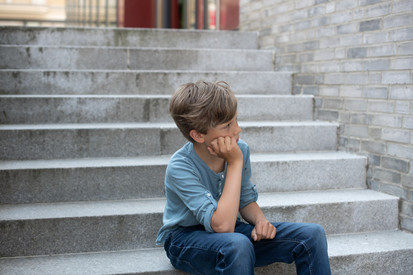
[189,129,205,143]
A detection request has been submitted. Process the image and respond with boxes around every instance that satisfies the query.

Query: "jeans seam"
[167,253,199,274]
[168,243,224,275]
[169,242,221,254]
[272,238,314,275]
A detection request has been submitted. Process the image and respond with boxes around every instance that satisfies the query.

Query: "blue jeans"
[164,221,331,275]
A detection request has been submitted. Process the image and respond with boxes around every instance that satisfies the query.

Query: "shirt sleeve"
[165,158,217,233]
[239,142,259,209]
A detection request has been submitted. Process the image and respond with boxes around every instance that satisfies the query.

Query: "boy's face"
[202,113,241,146]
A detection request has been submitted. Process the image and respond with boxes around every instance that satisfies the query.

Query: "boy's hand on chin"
[207,136,242,164]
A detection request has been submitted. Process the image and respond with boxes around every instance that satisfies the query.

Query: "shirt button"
[221,175,224,179]
[207,193,211,197]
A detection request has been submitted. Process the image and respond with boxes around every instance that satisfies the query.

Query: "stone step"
[0,26,258,49]
[0,189,399,257]
[0,46,274,71]
[0,70,292,95]
[0,121,338,160]
[0,152,366,204]
[0,95,313,124]
[2,230,413,275]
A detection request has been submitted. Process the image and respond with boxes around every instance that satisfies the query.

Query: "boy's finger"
[256,224,266,241]
[218,136,227,149]
[271,226,277,239]
[209,139,219,151]
[251,228,258,242]
[265,224,276,239]
[207,146,218,156]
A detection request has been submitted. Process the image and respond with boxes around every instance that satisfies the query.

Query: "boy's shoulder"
[166,142,203,181]
[167,142,195,169]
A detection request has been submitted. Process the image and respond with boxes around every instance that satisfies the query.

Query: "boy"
[156,81,331,275]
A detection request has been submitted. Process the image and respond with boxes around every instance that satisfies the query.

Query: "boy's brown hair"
[169,80,238,143]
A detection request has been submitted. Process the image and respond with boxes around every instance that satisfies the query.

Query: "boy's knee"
[223,233,254,252]
[304,223,328,250]
[309,224,327,240]
[217,234,255,273]
[219,234,255,262]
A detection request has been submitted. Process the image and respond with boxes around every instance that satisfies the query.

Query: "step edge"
[0,151,364,170]
[0,44,274,53]
[1,230,412,274]
[0,121,339,130]
[0,69,294,74]
[0,189,397,221]
[0,94,311,99]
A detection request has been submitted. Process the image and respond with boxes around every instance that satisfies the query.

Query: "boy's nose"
[234,123,242,134]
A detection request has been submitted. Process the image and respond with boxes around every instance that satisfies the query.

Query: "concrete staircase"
[1,27,413,274]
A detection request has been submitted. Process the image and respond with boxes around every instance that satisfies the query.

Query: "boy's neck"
[193,142,225,173]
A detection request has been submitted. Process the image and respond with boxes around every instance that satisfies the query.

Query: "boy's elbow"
[211,222,235,233]
[210,211,236,233]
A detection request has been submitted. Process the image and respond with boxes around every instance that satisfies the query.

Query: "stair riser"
[252,157,366,193]
[0,127,182,160]
[330,250,413,275]
[1,234,412,275]
[242,124,337,153]
[0,213,163,257]
[0,96,313,124]
[0,71,292,95]
[0,97,171,124]
[0,27,258,49]
[0,199,398,257]
[258,250,413,275]
[0,125,337,160]
[0,165,167,204]
[261,199,398,236]
[0,46,274,71]
[0,157,366,204]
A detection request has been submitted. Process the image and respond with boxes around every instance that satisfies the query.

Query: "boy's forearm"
[241,202,277,242]
[240,201,267,225]
[211,160,243,233]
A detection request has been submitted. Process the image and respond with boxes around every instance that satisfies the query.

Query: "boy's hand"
[207,136,242,164]
[251,219,277,242]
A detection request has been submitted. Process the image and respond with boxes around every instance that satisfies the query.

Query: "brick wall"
[240,0,413,232]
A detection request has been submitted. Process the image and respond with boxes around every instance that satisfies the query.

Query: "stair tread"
[0,189,397,221]
[0,46,274,71]
[0,94,312,99]
[1,230,412,275]
[328,230,413,256]
[0,121,338,130]
[0,70,293,95]
[0,26,259,50]
[0,44,272,52]
[0,151,363,170]
[0,68,292,73]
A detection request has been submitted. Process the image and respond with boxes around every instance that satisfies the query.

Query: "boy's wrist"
[226,157,243,166]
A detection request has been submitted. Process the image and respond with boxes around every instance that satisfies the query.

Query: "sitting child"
[156,80,331,275]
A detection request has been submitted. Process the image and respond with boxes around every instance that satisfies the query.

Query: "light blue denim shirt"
[156,139,258,245]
